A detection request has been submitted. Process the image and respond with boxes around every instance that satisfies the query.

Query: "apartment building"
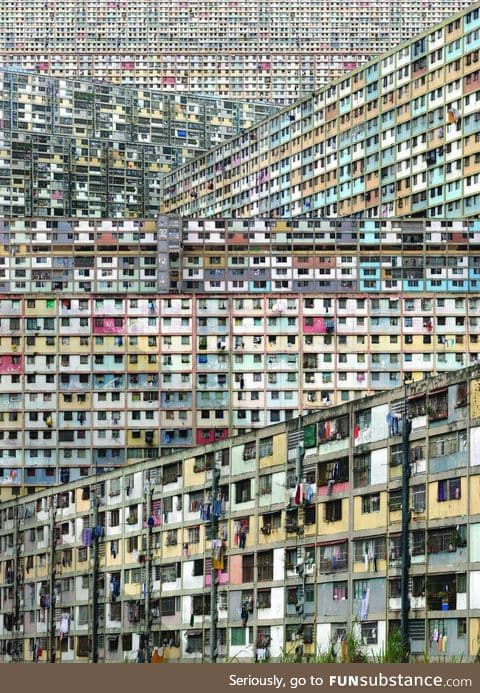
[3,216,480,295]
[0,366,480,662]
[0,1,472,102]
[2,216,480,492]
[161,2,480,219]
[0,68,275,218]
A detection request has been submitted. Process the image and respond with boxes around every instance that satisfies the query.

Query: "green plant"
[121,654,137,663]
[370,628,405,663]
[272,647,295,664]
[475,645,480,663]
[421,651,466,664]
[310,649,337,664]
[274,646,337,664]
[344,627,368,663]
[254,627,471,664]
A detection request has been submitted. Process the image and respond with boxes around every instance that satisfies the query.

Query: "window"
[189,490,204,512]
[318,457,349,485]
[388,489,402,511]
[304,503,316,525]
[318,541,349,572]
[318,416,349,444]
[259,437,273,458]
[243,441,256,461]
[159,563,180,583]
[324,500,342,522]
[437,478,461,502]
[188,526,200,544]
[235,479,251,504]
[242,554,254,583]
[192,559,203,576]
[410,530,425,556]
[361,493,380,514]
[166,530,177,546]
[257,589,271,609]
[257,551,273,581]
[192,594,211,616]
[427,390,448,421]
[231,627,253,646]
[259,475,272,495]
[126,536,138,553]
[408,396,426,419]
[389,577,401,599]
[333,581,348,600]
[390,444,403,468]
[427,525,466,553]
[76,636,89,658]
[109,510,120,527]
[353,454,371,487]
[354,537,386,563]
[125,568,141,584]
[411,484,426,512]
[361,622,378,645]
[185,632,203,654]
[430,431,466,457]
[126,505,138,524]
[163,462,181,484]
[261,511,281,533]
[117,633,132,653]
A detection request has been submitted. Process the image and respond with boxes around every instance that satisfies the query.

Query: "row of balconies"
[0,294,477,314]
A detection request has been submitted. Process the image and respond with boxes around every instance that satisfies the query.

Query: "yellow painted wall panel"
[124,583,142,597]
[353,492,387,531]
[229,515,256,549]
[428,478,466,520]
[184,457,205,488]
[162,542,182,560]
[317,500,349,536]
[470,378,480,419]
[259,432,286,469]
[469,475,480,516]
[75,492,90,514]
[469,618,480,658]
[353,558,387,574]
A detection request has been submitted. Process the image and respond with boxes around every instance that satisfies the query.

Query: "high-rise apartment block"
[1,217,480,494]
[1,0,480,668]
[0,2,472,103]
[161,2,480,218]
[0,68,274,218]
[0,366,479,662]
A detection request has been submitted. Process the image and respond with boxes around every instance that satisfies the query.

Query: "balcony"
[426,573,466,611]
[318,542,349,573]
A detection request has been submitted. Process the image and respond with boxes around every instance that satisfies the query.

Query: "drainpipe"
[400,379,412,661]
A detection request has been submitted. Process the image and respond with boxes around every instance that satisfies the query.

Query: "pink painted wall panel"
[228,554,243,585]
[97,232,116,243]
[197,429,214,445]
[0,355,23,373]
[303,316,326,333]
[317,481,350,496]
[196,428,229,445]
[93,318,125,334]
[205,570,229,587]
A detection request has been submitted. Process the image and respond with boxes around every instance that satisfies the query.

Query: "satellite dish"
[273,301,287,313]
